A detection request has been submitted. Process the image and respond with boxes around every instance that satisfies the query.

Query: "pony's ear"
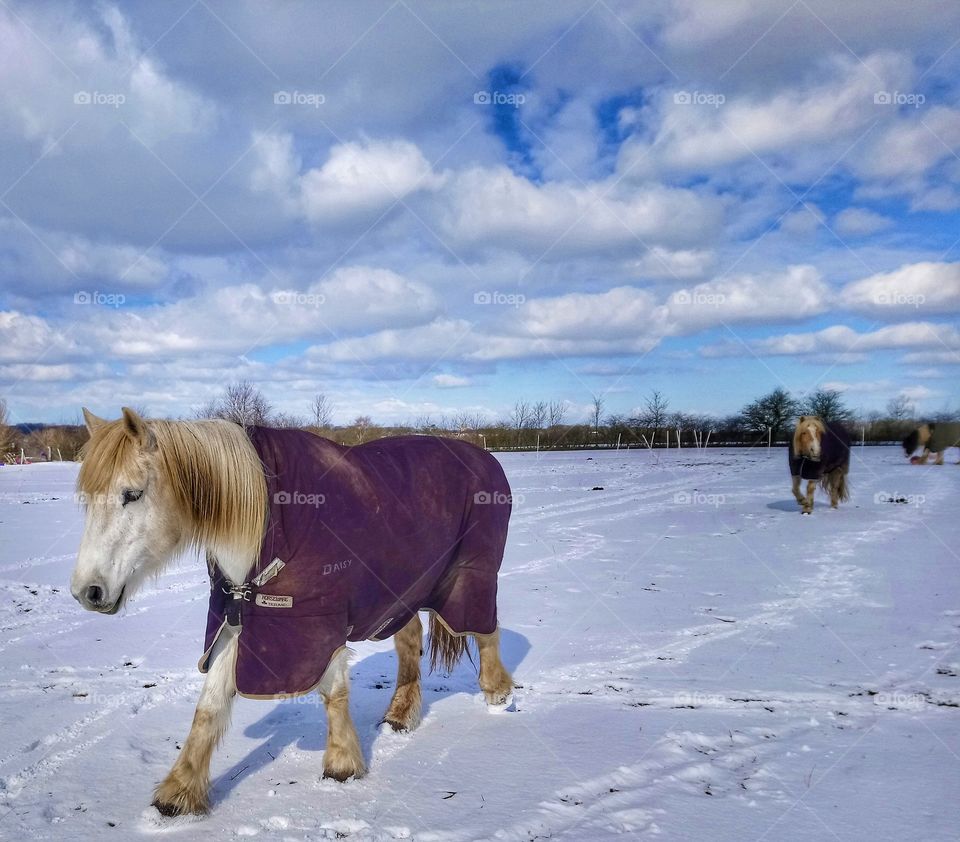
[82,407,107,434]
[799,416,807,423]
[121,407,155,450]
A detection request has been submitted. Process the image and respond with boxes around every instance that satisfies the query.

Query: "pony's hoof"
[486,691,516,713]
[380,704,421,733]
[322,749,366,782]
[483,682,514,706]
[152,775,210,817]
[151,798,207,818]
[322,764,365,783]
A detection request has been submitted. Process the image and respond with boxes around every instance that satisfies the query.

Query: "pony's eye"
[122,489,144,506]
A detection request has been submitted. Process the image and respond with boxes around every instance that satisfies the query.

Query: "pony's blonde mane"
[78,419,266,558]
[792,415,826,453]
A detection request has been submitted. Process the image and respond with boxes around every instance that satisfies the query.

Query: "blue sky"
[0,0,958,425]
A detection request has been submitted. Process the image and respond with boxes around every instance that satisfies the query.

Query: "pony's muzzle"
[73,581,123,614]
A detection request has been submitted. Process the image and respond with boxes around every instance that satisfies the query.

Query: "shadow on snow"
[211,626,530,801]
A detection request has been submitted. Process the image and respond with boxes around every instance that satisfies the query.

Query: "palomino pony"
[70,408,514,816]
[789,416,851,514]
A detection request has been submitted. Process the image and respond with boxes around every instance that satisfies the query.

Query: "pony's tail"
[428,614,472,673]
[821,468,851,502]
[837,470,850,502]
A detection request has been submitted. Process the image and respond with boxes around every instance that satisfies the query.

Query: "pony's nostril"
[85,584,104,605]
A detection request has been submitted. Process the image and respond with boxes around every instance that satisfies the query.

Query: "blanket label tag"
[255,593,293,609]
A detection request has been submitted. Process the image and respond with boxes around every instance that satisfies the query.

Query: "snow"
[0,447,957,840]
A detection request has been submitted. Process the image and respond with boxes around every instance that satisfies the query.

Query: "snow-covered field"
[0,447,957,841]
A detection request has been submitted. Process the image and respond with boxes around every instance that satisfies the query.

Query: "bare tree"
[453,411,484,434]
[590,394,604,435]
[0,397,11,454]
[740,387,800,440]
[198,381,273,428]
[641,390,669,430]
[311,393,333,428]
[805,388,853,423]
[531,401,547,431]
[547,400,567,428]
[510,400,531,445]
[352,415,373,443]
[886,395,914,421]
[272,412,306,428]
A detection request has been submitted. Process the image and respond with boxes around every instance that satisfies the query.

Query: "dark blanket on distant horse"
[789,421,851,481]
[200,428,512,698]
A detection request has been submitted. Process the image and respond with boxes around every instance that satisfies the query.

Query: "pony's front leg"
[933,451,945,465]
[476,627,513,705]
[319,650,366,781]
[791,474,804,506]
[802,480,816,514]
[153,627,238,816]
[383,614,423,731]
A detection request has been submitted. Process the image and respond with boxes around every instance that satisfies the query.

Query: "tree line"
[2,383,953,462]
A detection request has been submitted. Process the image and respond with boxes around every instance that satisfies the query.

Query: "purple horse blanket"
[200,427,512,699]
[789,421,851,481]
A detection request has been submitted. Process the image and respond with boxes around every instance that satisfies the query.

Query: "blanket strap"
[221,557,286,627]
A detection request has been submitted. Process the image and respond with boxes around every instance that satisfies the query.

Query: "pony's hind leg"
[319,649,366,781]
[383,614,423,732]
[475,627,513,705]
[827,468,847,508]
[153,626,238,816]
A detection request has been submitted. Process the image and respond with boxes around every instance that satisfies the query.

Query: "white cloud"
[666,265,828,332]
[778,205,826,237]
[0,267,439,364]
[432,373,471,388]
[854,106,960,182]
[305,318,477,364]
[300,139,442,224]
[629,247,716,280]
[901,350,960,365]
[706,321,960,357]
[833,207,893,236]
[0,363,86,383]
[841,261,960,316]
[249,132,302,213]
[0,5,214,149]
[441,165,722,254]
[0,311,80,363]
[523,286,661,340]
[57,238,168,287]
[899,384,941,402]
[619,53,910,176]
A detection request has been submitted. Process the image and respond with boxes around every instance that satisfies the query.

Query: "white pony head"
[70,408,265,614]
[793,415,825,460]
